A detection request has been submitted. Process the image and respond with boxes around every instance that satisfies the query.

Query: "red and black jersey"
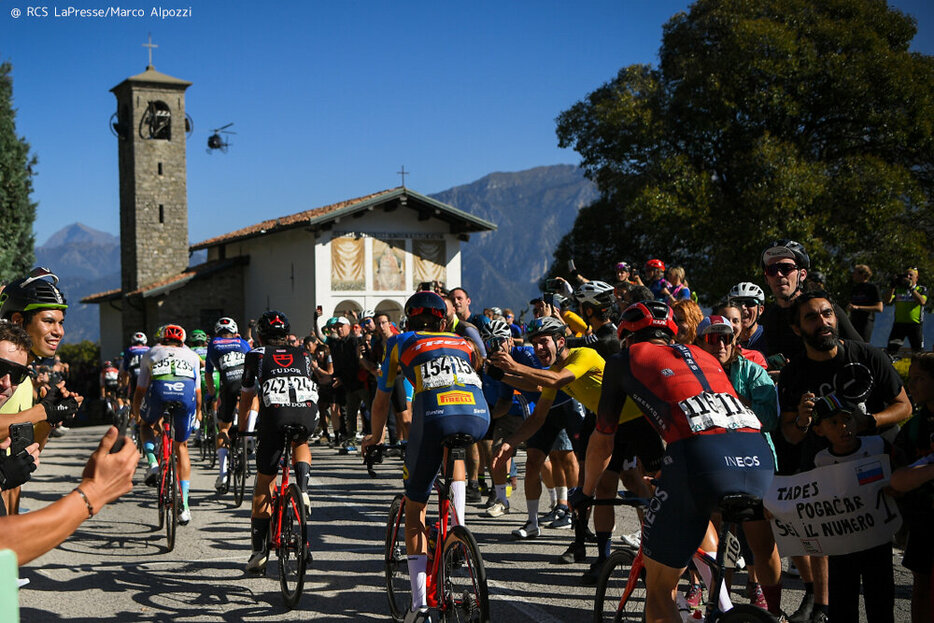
[242,345,319,433]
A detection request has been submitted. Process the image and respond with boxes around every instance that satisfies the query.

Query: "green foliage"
[56,340,100,367]
[554,0,934,303]
[0,61,36,282]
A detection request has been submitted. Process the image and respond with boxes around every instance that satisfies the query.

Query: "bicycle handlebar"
[573,490,650,510]
[364,445,385,478]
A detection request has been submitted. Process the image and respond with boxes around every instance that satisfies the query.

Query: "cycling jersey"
[205,336,252,389]
[121,345,149,381]
[137,344,200,441]
[378,330,489,503]
[241,345,319,475]
[101,366,119,389]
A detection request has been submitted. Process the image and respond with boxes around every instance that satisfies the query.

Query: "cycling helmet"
[131,331,148,345]
[103,360,112,368]
[214,317,238,335]
[361,309,375,320]
[189,329,208,344]
[480,319,512,340]
[0,267,68,319]
[728,282,765,305]
[575,280,616,309]
[761,239,810,269]
[257,310,290,339]
[526,316,567,340]
[617,300,678,342]
[405,291,446,320]
[616,262,630,273]
[153,325,165,341]
[645,259,665,272]
[161,324,186,344]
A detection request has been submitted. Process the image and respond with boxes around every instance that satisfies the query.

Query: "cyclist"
[99,360,121,416]
[240,310,322,573]
[120,332,149,404]
[728,281,768,356]
[132,324,201,525]
[577,301,783,620]
[205,317,252,491]
[361,291,489,622]
[187,330,210,443]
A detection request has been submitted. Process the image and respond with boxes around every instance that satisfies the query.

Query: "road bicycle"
[369,433,490,622]
[200,402,217,467]
[226,427,251,507]
[244,425,310,609]
[590,492,777,622]
[155,402,183,552]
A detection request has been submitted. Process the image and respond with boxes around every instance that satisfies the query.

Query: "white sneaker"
[486,500,510,517]
[179,508,191,525]
[144,464,160,487]
[620,530,642,548]
[215,474,227,491]
[511,521,541,539]
[245,550,267,574]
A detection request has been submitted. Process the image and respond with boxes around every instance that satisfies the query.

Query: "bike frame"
[270,433,298,550]
[158,415,176,501]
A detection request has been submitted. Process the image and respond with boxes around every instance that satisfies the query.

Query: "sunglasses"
[732,298,761,308]
[0,358,30,385]
[703,333,733,346]
[764,263,798,277]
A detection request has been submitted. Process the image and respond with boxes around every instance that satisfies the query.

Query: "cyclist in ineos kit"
[205,317,253,491]
[241,310,323,573]
[576,301,783,622]
[361,291,489,623]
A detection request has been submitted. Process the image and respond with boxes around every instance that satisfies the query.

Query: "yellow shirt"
[561,310,588,337]
[0,379,33,415]
[539,348,641,424]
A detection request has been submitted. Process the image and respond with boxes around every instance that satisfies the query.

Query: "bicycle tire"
[594,549,646,623]
[157,464,165,530]
[385,494,409,622]
[278,483,307,609]
[440,524,489,623]
[233,438,247,507]
[716,604,779,623]
[165,451,177,551]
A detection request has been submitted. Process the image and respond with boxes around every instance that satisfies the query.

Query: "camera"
[48,371,63,386]
[891,273,911,289]
[544,278,560,293]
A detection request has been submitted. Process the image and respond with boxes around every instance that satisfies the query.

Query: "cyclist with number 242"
[362,291,490,623]
[575,300,784,622]
[241,310,325,574]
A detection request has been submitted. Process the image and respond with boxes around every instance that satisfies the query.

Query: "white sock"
[451,480,466,527]
[527,498,540,527]
[247,409,258,432]
[495,484,507,504]
[696,550,733,612]
[218,448,228,475]
[556,486,568,505]
[407,554,428,610]
[547,487,557,508]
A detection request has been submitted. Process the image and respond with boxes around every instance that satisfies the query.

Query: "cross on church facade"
[143,33,158,67]
[397,165,410,187]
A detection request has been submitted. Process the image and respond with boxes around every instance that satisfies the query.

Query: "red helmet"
[645,259,665,272]
[618,300,678,342]
[161,324,186,344]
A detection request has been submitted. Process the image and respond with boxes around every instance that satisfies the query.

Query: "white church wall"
[98,304,124,362]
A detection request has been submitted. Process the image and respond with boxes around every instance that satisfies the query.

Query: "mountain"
[430,164,598,320]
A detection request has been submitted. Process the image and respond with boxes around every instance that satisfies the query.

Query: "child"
[811,393,894,623]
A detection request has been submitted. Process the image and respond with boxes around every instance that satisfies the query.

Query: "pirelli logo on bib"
[437,390,475,406]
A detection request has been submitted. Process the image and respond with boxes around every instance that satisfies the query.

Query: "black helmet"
[404,291,446,320]
[761,239,810,270]
[257,310,290,340]
[0,267,68,319]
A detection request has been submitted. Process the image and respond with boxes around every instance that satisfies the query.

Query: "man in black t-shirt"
[847,264,883,342]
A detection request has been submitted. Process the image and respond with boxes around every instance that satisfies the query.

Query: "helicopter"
[206,123,235,153]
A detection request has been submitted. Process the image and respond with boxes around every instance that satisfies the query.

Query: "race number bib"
[104,370,119,382]
[151,356,196,379]
[261,375,318,407]
[678,392,761,433]
[418,356,481,391]
[219,351,246,371]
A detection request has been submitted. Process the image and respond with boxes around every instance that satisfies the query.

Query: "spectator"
[664,266,692,303]
[886,267,927,355]
[615,262,642,286]
[728,282,768,356]
[503,308,523,342]
[671,299,703,346]
[643,259,672,301]
[713,301,768,369]
[847,264,883,343]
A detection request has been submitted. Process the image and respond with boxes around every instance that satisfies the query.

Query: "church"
[83,58,495,358]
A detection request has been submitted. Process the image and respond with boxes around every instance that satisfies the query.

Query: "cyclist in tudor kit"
[240,310,323,574]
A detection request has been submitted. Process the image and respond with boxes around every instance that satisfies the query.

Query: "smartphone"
[316,305,323,314]
[9,422,34,455]
[544,278,559,292]
[109,428,126,454]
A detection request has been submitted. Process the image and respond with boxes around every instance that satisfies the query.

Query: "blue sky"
[3,0,932,246]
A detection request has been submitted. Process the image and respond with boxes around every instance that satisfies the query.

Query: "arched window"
[139,100,171,140]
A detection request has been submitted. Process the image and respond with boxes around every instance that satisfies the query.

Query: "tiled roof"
[190,187,496,251]
[81,257,246,304]
[111,65,192,91]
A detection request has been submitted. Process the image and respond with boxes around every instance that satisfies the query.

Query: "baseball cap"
[334,317,351,326]
[812,393,855,424]
[697,315,734,336]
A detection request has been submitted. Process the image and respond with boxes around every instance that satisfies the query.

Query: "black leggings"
[828,543,894,623]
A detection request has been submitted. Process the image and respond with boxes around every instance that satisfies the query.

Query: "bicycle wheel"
[165,452,177,551]
[594,549,646,623]
[277,483,307,609]
[156,463,165,530]
[440,524,489,623]
[717,604,779,623]
[233,439,247,507]
[385,494,409,622]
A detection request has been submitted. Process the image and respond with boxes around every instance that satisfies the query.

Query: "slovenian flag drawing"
[856,461,884,485]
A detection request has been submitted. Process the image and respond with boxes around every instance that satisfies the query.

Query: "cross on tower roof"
[397,165,410,188]
[142,33,158,68]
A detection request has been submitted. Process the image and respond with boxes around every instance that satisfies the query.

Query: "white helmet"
[728,282,765,305]
[575,281,616,309]
[215,317,239,335]
[480,319,511,340]
[131,331,148,345]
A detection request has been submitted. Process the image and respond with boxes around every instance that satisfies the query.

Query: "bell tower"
[110,43,191,293]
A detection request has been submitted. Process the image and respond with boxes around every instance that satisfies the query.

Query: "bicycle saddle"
[718,493,764,523]
[442,433,476,449]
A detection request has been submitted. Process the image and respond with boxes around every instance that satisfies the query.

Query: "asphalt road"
[17,425,912,622]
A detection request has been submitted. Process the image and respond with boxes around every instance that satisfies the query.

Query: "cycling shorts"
[607,417,665,474]
[390,376,409,414]
[141,381,197,443]
[255,415,316,476]
[641,431,774,569]
[216,383,242,424]
[527,400,582,454]
[404,412,489,504]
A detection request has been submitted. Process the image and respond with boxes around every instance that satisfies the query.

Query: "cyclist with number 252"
[362,291,490,623]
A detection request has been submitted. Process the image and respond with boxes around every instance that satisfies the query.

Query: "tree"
[0,61,36,282]
[554,0,934,303]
